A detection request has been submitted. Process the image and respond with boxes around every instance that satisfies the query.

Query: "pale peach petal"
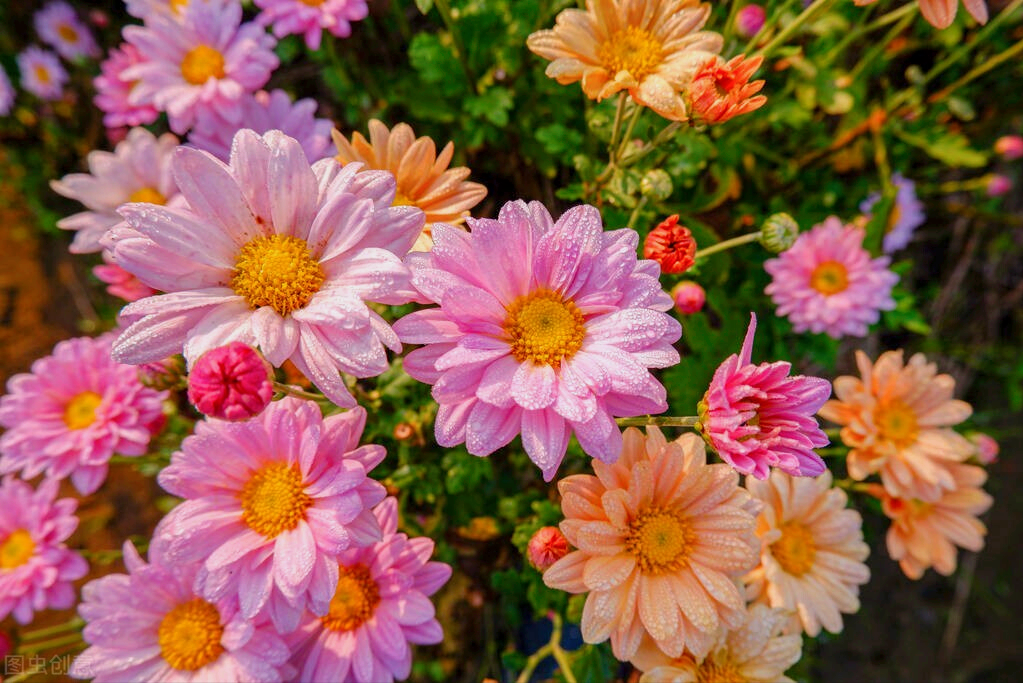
[583,553,637,591]
[543,551,589,593]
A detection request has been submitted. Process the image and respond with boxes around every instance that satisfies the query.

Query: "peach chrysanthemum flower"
[855,0,987,31]
[630,605,803,683]
[526,0,723,121]
[543,428,760,661]
[688,54,766,125]
[332,120,487,251]
[870,463,992,580]
[744,471,870,637]
[818,350,974,502]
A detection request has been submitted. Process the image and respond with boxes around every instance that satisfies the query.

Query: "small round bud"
[969,433,999,465]
[527,526,569,570]
[736,4,766,38]
[393,422,416,441]
[671,281,706,314]
[759,213,799,253]
[644,215,697,274]
[187,343,274,421]
[994,135,1023,161]
[987,174,1012,197]
[640,169,673,201]
[138,355,187,391]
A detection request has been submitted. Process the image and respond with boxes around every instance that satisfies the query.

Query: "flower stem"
[615,104,644,159]
[927,37,1023,105]
[548,614,577,683]
[20,618,84,641]
[847,9,916,83]
[694,231,762,259]
[608,91,628,154]
[433,0,478,92]
[272,382,331,403]
[616,416,700,427]
[626,196,650,230]
[17,632,84,655]
[754,0,834,62]
[515,645,553,683]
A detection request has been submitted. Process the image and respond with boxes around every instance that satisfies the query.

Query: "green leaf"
[894,129,988,168]
[414,0,433,13]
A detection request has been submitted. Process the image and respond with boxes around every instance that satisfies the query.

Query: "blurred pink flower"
[0,68,14,116]
[969,432,998,465]
[93,255,157,302]
[35,1,99,60]
[671,281,705,314]
[986,174,1011,197]
[735,4,766,37]
[994,135,1023,160]
[187,342,274,421]
[94,44,159,129]
[255,0,369,50]
[17,46,68,101]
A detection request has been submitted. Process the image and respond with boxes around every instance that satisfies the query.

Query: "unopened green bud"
[759,213,799,253]
[640,169,673,201]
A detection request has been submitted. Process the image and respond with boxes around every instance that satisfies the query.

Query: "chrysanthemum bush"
[0,0,1021,681]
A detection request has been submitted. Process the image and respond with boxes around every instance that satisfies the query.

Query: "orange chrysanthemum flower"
[526,0,723,121]
[744,471,870,637]
[870,463,992,580]
[818,350,974,502]
[688,54,766,125]
[644,215,697,274]
[543,428,760,661]
[332,120,487,251]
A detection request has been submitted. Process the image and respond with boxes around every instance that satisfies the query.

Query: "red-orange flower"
[688,54,766,125]
[644,215,696,274]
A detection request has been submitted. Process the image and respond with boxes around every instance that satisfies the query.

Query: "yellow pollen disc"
[809,260,849,296]
[392,190,416,207]
[321,564,381,632]
[0,529,36,570]
[696,654,747,683]
[231,234,325,317]
[771,522,817,576]
[180,44,225,85]
[596,26,664,82]
[34,65,51,85]
[64,391,103,430]
[875,400,919,448]
[128,186,167,205]
[299,0,327,5]
[238,463,312,538]
[625,508,693,575]
[503,289,585,367]
[170,0,189,13]
[157,598,225,672]
[57,24,79,43]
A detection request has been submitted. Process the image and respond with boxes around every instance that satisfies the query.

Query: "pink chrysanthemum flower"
[51,127,180,254]
[394,200,681,480]
[764,217,898,339]
[34,2,100,60]
[189,89,333,162]
[71,540,291,682]
[255,0,369,50]
[93,254,158,302]
[859,173,925,254]
[187,342,274,421]
[153,397,387,632]
[544,428,760,661]
[125,0,190,21]
[106,129,424,407]
[123,0,278,134]
[699,313,830,480]
[17,46,68,101]
[0,476,88,624]
[94,43,160,129]
[287,497,452,682]
[0,67,14,116]
[0,334,167,495]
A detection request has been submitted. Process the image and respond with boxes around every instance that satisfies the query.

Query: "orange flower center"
[180,45,225,85]
[170,0,189,13]
[64,391,103,430]
[626,508,694,574]
[771,521,816,576]
[57,24,79,43]
[299,0,328,5]
[157,598,225,671]
[231,234,325,316]
[128,187,167,205]
[597,26,663,82]
[875,400,918,447]
[392,190,415,207]
[809,260,849,295]
[34,65,51,85]
[504,289,585,367]
[0,529,35,570]
[696,653,747,683]
[238,463,312,538]
[321,564,381,631]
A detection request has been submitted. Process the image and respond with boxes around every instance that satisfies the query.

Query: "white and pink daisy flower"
[764,217,898,339]
[255,0,369,50]
[71,540,291,682]
[106,129,425,407]
[860,173,925,253]
[288,497,452,682]
[0,476,88,624]
[0,67,14,115]
[189,89,333,162]
[34,1,100,61]
[153,397,388,633]
[393,200,681,481]
[123,0,279,134]
[93,43,160,129]
[51,127,180,254]
[17,46,68,101]
[0,334,167,496]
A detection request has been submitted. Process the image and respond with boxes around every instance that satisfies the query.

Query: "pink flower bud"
[106,126,128,145]
[93,260,156,302]
[671,281,706,314]
[994,135,1023,161]
[188,343,274,421]
[527,526,569,571]
[987,174,1012,197]
[969,433,999,465]
[736,4,766,38]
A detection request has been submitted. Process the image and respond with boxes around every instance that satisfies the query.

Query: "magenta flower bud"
[994,135,1023,160]
[987,174,1012,197]
[93,261,156,302]
[527,526,569,571]
[969,432,999,465]
[672,281,706,314]
[187,342,274,421]
[736,4,766,38]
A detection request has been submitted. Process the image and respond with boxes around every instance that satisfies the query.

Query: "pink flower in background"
[17,46,68,101]
[71,541,291,682]
[0,334,167,495]
[671,280,705,314]
[51,127,180,254]
[0,476,88,624]
[106,130,424,407]
[764,217,898,339]
[969,433,999,465]
[735,4,766,37]
[256,0,369,50]
[394,200,681,481]
[0,68,14,115]
[994,135,1023,160]
[34,1,100,60]
[189,89,333,162]
[154,397,387,632]
[93,254,157,302]
[187,342,274,421]
[125,0,189,21]
[94,44,159,129]
[700,313,830,479]
[860,173,925,253]
[123,0,278,134]
[287,498,452,682]
[986,174,1011,197]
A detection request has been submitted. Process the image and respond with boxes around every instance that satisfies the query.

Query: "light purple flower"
[859,173,925,253]
[34,1,99,60]
[0,67,15,115]
[93,43,160,129]
[17,46,68,101]
[125,0,189,22]
[255,0,369,50]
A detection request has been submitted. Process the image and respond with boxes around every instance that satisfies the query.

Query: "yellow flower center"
[626,508,694,575]
[157,598,225,672]
[238,463,312,538]
[771,521,816,576]
[64,391,103,430]
[299,0,327,6]
[170,0,189,13]
[597,26,664,82]
[809,260,849,295]
[504,289,585,367]
[57,24,79,43]
[876,400,918,448]
[0,529,36,570]
[34,65,51,85]
[696,653,747,683]
[231,234,325,317]
[128,187,167,205]
[392,190,415,207]
[321,564,381,632]
[180,45,225,85]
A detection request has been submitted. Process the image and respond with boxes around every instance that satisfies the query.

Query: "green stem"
[927,38,1023,104]
[20,618,84,641]
[17,633,83,655]
[272,382,331,403]
[548,614,577,683]
[822,2,915,68]
[620,120,682,166]
[754,0,834,61]
[433,0,478,92]
[627,196,650,230]
[847,9,916,83]
[694,231,762,259]
[616,104,644,159]
[616,416,700,427]
[515,644,553,683]
[607,92,629,157]
[742,0,798,53]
